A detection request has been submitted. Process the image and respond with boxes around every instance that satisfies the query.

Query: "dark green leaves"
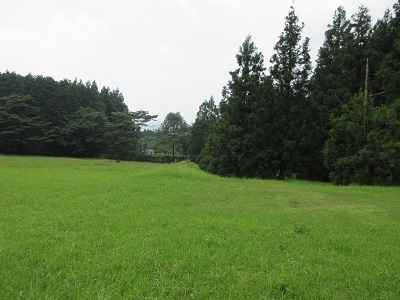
[0,72,154,159]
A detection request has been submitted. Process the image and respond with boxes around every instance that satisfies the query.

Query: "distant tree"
[178,127,191,159]
[23,74,61,125]
[105,110,157,160]
[269,5,313,179]
[100,87,129,116]
[0,95,48,155]
[60,107,108,157]
[0,71,27,97]
[0,71,147,159]
[190,96,219,162]
[138,129,162,154]
[160,112,189,157]
[105,111,136,160]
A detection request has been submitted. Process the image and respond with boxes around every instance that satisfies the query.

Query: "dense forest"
[1,2,400,185]
[0,73,156,160]
[192,2,400,185]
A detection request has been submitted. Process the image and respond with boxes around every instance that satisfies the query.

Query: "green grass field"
[0,155,399,299]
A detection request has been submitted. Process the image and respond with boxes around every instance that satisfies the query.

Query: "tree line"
[1,2,399,186]
[0,72,156,159]
[190,2,400,185]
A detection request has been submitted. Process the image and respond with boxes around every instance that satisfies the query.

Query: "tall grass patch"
[0,156,399,299]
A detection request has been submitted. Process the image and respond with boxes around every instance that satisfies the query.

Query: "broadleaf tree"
[189,96,219,162]
[0,95,49,155]
[160,112,189,157]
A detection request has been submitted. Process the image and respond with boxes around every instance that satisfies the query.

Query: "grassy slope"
[0,155,399,299]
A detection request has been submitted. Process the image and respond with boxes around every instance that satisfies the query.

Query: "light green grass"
[0,155,399,299]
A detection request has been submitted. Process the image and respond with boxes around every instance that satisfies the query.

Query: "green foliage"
[323,92,366,185]
[199,7,314,180]
[321,2,400,185]
[2,2,400,185]
[160,112,190,157]
[61,107,108,157]
[105,111,137,160]
[363,98,400,184]
[195,2,400,185]
[312,6,355,116]
[0,95,49,155]
[372,2,400,104]
[310,6,362,181]
[0,71,155,159]
[1,156,399,298]
[324,92,400,185]
[189,96,218,162]
[138,129,163,153]
[269,5,313,179]
[199,35,273,178]
[351,5,373,86]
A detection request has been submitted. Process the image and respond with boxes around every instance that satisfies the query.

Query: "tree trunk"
[364,58,369,140]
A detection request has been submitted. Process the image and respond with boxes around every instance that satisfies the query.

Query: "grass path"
[0,155,399,299]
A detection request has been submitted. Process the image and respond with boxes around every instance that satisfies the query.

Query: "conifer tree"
[312,6,355,122]
[372,1,400,104]
[309,6,357,180]
[269,6,312,179]
[324,93,400,185]
[199,35,268,177]
[351,5,373,89]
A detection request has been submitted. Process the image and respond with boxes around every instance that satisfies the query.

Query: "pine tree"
[372,1,400,104]
[351,5,373,92]
[199,35,268,177]
[269,5,312,179]
[312,6,355,123]
[309,6,358,180]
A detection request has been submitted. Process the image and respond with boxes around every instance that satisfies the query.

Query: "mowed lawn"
[0,155,399,299]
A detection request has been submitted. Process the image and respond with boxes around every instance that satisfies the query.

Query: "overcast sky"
[0,0,395,126]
